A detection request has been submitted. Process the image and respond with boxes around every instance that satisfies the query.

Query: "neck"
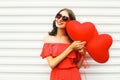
[56,28,66,37]
[55,28,71,43]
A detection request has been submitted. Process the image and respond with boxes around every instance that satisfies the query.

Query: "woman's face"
[55,10,70,29]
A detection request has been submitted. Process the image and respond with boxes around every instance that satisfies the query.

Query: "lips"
[57,21,64,25]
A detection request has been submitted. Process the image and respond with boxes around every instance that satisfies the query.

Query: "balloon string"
[83,57,89,80]
[84,57,89,69]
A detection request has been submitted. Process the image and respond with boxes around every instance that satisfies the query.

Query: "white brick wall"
[0,0,120,80]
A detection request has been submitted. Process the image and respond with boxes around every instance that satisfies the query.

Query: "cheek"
[64,23,67,26]
[62,23,67,28]
[65,22,68,26]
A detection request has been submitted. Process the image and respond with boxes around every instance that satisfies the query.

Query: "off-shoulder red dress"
[41,43,82,80]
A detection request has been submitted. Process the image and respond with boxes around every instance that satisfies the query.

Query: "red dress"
[41,43,82,80]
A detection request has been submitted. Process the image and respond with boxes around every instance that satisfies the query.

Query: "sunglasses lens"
[56,14,62,19]
[63,16,68,21]
[56,13,69,21]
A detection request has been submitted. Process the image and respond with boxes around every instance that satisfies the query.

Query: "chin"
[57,25,66,28]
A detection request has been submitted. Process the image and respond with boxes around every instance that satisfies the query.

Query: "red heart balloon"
[66,20,98,42]
[66,20,113,63]
[86,34,113,63]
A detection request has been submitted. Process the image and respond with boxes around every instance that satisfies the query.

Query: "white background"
[0,0,120,80]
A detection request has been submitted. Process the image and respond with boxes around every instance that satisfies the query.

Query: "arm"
[46,41,84,69]
[77,55,84,69]
[44,35,86,69]
[46,46,73,69]
[44,36,73,69]
[47,43,86,69]
[77,48,86,69]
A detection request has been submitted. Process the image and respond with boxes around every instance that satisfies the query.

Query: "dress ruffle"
[40,43,53,58]
[40,43,82,68]
[41,43,77,59]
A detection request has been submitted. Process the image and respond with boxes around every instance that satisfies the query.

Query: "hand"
[70,41,86,51]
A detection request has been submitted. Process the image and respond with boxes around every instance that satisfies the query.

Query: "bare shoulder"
[43,35,54,43]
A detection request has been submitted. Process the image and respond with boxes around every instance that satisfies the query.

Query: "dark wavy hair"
[48,8,76,42]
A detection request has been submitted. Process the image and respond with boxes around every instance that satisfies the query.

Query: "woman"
[41,8,86,80]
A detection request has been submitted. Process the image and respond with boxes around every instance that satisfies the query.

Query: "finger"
[79,42,86,46]
[78,49,83,53]
[81,41,86,44]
